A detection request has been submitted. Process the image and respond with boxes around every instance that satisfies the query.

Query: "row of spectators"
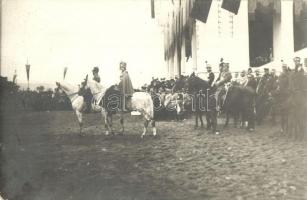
[0,76,71,111]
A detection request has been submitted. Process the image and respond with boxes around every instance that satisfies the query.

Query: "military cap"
[120,61,127,69]
[92,66,99,73]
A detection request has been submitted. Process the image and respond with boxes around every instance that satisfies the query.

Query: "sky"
[1,0,167,88]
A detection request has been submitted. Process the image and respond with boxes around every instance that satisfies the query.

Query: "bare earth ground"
[1,111,307,200]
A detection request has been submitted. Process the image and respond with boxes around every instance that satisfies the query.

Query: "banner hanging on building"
[190,0,212,23]
[151,0,155,18]
[221,0,241,15]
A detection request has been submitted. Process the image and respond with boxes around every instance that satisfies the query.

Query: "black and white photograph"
[1,0,307,199]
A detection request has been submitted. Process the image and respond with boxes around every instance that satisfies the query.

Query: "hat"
[120,61,127,69]
[92,67,99,73]
[264,68,269,71]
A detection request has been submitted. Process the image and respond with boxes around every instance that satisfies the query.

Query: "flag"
[221,0,241,15]
[190,0,212,23]
[25,64,30,81]
[13,70,17,83]
[63,67,68,80]
[151,0,155,18]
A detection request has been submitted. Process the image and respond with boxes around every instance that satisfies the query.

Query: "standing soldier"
[239,70,247,86]
[288,57,305,135]
[254,69,261,86]
[256,68,270,95]
[244,73,257,131]
[255,68,271,124]
[118,61,134,111]
[289,57,305,91]
[277,63,290,133]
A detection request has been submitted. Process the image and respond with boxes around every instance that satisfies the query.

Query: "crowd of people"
[137,56,306,135]
[0,77,72,112]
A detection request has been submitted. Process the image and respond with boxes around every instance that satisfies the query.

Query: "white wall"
[194,0,250,73]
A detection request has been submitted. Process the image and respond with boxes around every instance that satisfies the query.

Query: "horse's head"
[185,73,210,94]
[55,81,77,96]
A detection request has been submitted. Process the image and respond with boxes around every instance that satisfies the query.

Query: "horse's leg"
[199,112,204,128]
[195,112,199,129]
[141,119,149,139]
[109,114,114,135]
[101,109,110,135]
[212,111,218,134]
[247,108,255,132]
[119,113,124,135]
[224,112,229,128]
[280,109,286,134]
[75,109,83,135]
[151,119,157,137]
[206,113,211,130]
[101,109,108,135]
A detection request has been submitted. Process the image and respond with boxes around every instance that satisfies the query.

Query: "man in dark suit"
[206,64,215,86]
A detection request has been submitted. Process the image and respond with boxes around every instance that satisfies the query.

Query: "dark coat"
[119,71,134,96]
[207,72,215,86]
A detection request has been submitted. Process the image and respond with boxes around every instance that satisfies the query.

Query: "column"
[280,0,294,62]
[273,12,281,62]
[181,36,186,74]
[192,20,197,72]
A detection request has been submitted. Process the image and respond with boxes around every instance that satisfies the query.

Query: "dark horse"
[183,73,219,134]
[222,83,256,131]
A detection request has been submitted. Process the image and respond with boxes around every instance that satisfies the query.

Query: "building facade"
[155,0,307,78]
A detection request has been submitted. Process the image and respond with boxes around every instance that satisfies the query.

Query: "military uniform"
[119,62,134,111]
[215,67,232,111]
[207,72,215,86]
[92,67,101,83]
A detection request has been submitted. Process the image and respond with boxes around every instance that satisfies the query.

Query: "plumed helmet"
[92,66,99,73]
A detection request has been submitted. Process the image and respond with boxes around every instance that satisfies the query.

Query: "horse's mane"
[187,75,210,92]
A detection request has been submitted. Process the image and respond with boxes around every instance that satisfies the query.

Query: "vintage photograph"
[1,0,307,199]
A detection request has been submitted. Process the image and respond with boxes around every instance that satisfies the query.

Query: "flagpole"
[26,59,30,90]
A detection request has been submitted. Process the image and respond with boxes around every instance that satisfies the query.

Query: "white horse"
[55,81,86,134]
[85,80,157,138]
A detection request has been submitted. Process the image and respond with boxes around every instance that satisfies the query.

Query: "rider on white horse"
[78,67,106,112]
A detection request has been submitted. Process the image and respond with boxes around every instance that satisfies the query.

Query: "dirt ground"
[1,110,307,200]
